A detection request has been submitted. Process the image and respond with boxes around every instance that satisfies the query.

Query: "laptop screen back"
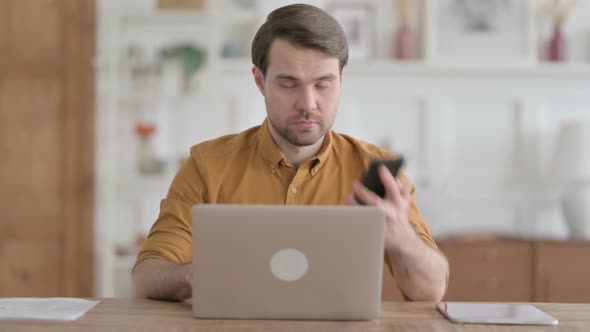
[192,204,385,320]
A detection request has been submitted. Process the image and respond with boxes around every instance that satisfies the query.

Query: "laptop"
[191,204,386,320]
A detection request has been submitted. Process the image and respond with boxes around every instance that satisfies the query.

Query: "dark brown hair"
[251,4,348,76]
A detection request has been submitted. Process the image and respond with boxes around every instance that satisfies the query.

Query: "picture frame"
[213,0,258,14]
[157,0,205,11]
[326,2,375,63]
[424,0,536,67]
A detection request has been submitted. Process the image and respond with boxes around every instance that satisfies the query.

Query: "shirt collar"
[257,119,284,172]
[257,118,333,175]
[309,129,332,176]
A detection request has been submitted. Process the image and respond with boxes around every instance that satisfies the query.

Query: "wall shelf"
[347,61,590,78]
[215,58,590,78]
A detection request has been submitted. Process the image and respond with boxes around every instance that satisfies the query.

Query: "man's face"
[253,39,341,147]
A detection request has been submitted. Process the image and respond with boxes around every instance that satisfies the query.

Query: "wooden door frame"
[61,0,96,297]
[0,0,95,296]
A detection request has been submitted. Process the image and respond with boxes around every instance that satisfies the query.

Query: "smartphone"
[360,157,405,199]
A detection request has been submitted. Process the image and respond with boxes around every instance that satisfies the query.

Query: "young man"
[133,3,448,302]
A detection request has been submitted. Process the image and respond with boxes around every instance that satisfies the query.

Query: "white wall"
[96,0,590,297]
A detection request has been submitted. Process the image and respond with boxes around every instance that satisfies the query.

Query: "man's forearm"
[388,233,449,302]
[132,258,192,301]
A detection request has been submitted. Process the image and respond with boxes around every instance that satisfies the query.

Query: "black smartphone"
[360,157,405,199]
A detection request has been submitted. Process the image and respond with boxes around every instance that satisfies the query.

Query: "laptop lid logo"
[270,248,308,282]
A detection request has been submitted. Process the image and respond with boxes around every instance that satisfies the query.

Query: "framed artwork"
[424,0,536,66]
[157,0,206,10]
[327,3,375,62]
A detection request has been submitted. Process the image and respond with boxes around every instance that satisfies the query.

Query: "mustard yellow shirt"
[136,119,437,297]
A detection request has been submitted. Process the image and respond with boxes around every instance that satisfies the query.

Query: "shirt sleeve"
[382,170,443,301]
[133,153,207,270]
[373,149,438,248]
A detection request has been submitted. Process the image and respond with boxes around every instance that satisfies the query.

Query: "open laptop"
[191,204,386,320]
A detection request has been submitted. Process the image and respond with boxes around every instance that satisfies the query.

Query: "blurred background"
[2,0,590,302]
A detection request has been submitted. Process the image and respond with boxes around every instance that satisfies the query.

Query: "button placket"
[286,167,308,204]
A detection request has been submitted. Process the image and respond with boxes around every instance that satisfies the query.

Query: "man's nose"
[295,87,318,112]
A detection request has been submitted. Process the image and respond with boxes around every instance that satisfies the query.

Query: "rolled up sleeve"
[133,153,206,270]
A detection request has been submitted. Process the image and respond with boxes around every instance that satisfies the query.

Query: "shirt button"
[291,187,298,194]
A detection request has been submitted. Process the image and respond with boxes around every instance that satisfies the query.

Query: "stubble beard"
[273,112,329,147]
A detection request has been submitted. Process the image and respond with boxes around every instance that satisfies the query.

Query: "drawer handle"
[483,277,498,290]
[484,248,498,261]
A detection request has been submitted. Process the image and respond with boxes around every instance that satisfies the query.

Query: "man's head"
[252,4,348,76]
[251,4,348,148]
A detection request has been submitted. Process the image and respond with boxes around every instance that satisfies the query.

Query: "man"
[133,3,448,302]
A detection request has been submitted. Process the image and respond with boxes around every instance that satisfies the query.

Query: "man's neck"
[268,126,325,168]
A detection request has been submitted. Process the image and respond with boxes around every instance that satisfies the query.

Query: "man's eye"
[316,82,332,89]
[279,82,297,88]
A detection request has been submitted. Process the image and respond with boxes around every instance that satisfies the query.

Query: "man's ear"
[252,65,265,96]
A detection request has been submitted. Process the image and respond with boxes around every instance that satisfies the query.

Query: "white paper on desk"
[0,298,100,321]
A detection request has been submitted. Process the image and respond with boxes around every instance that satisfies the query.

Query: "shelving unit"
[97,1,590,298]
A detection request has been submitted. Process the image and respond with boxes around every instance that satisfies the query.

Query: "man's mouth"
[293,121,317,128]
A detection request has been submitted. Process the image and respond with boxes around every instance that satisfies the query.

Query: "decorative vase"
[394,24,415,60]
[561,184,590,239]
[135,122,163,174]
[548,24,566,61]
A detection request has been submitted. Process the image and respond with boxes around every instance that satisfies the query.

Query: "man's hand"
[347,165,449,301]
[132,259,193,302]
[347,164,420,254]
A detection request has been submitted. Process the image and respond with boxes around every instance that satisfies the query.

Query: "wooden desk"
[2,299,590,331]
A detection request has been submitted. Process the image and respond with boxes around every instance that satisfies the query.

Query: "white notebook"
[0,298,100,321]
